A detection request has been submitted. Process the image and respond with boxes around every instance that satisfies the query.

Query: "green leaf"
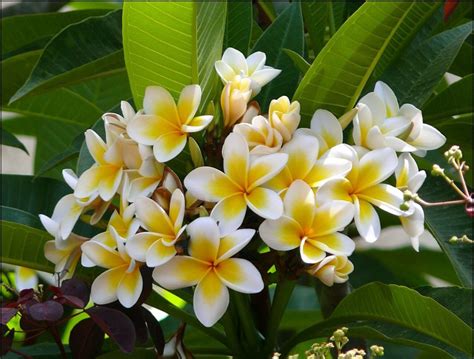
[0,127,28,154]
[10,10,124,102]
[282,49,310,75]
[123,2,227,108]
[224,1,252,55]
[302,2,328,54]
[294,1,441,124]
[1,10,108,59]
[1,0,68,18]
[281,283,473,356]
[381,21,473,107]
[419,177,473,287]
[251,2,304,110]
[423,74,473,124]
[449,42,473,77]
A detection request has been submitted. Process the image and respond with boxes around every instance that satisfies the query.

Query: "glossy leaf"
[282,283,473,355]
[283,49,310,75]
[10,10,124,102]
[381,21,473,107]
[294,1,441,124]
[419,177,473,287]
[423,74,473,124]
[449,42,473,77]
[123,2,227,108]
[29,301,64,322]
[224,1,252,55]
[1,0,67,18]
[302,1,328,54]
[0,127,28,154]
[251,2,304,110]
[70,318,104,359]
[1,10,108,59]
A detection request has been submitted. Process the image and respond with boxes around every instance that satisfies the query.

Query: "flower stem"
[231,291,259,352]
[221,311,243,357]
[262,278,296,355]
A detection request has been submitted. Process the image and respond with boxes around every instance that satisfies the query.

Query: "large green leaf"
[419,177,473,288]
[423,74,473,124]
[224,1,252,55]
[10,10,124,102]
[381,21,473,107]
[293,1,441,124]
[1,0,68,18]
[122,2,227,108]
[1,10,108,59]
[302,2,328,54]
[251,2,304,110]
[449,42,473,77]
[281,283,473,356]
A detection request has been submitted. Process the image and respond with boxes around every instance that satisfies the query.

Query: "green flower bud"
[431,164,444,176]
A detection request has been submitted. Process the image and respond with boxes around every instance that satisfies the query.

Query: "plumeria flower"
[317,146,407,243]
[353,81,446,156]
[153,217,263,327]
[15,267,38,291]
[260,180,355,264]
[127,156,165,202]
[44,233,87,279]
[307,255,354,287]
[233,115,283,155]
[127,189,186,267]
[296,109,343,156]
[268,96,301,143]
[74,129,141,202]
[102,101,137,141]
[81,228,143,308]
[128,85,213,162]
[265,134,352,195]
[215,47,281,97]
[221,77,252,128]
[184,132,288,235]
[395,153,427,251]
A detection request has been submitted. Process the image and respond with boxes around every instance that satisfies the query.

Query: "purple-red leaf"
[0,308,17,325]
[142,307,165,355]
[1,325,14,355]
[58,295,85,309]
[60,278,90,306]
[86,306,136,353]
[29,301,64,322]
[17,288,35,304]
[70,318,104,359]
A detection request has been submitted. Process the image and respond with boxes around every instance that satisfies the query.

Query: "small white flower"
[268,96,301,143]
[307,255,354,287]
[215,47,281,97]
[353,81,446,156]
[233,115,283,155]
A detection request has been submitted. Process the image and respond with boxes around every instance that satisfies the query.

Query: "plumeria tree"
[1,1,472,358]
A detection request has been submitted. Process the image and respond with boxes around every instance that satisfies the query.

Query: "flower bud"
[268,96,301,142]
[431,164,444,176]
[188,137,204,168]
[400,202,411,211]
[403,190,413,201]
[221,77,252,128]
[370,345,385,356]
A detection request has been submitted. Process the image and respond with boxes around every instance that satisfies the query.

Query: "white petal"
[187,217,220,262]
[247,153,288,190]
[215,60,236,82]
[300,238,326,264]
[283,180,315,230]
[117,266,143,308]
[374,81,399,116]
[355,148,397,191]
[215,258,263,293]
[178,85,201,123]
[143,86,179,120]
[310,109,342,149]
[246,51,266,73]
[246,187,283,219]
[216,229,256,262]
[358,92,386,124]
[153,256,210,289]
[210,194,247,237]
[223,132,249,189]
[259,216,301,251]
[90,267,125,305]
[126,232,161,262]
[194,271,229,327]
[358,184,405,216]
[400,202,424,252]
[409,124,446,151]
[153,132,187,163]
[354,197,380,243]
[222,47,248,74]
[184,167,240,202]
[62,169,78,190]
[250,68,281,88]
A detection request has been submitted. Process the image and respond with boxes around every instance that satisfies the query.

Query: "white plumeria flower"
[15,267,38,291]
[395,153,427,251]
[74,129,141,202]
[82,202,140,267]
[233,115,283,155]
[268,96,301,143]
[265,134,352,196]
[215,47,281,97]
[44,233,86,279]
[260,180,355,264]
[102,101,137,141]
[317,146,407,243]
[153,217,263,327]
[306,255,354,287]
[353,81,446,156]
[81,227,143,308]
[127,85,213,162]
[184,132,288,235]
[127,190,186,267]
[221,76,252,128]
[127,156,165,202]
[296,109,343,156]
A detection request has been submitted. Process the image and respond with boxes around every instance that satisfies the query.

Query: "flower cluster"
[40,47,446,327]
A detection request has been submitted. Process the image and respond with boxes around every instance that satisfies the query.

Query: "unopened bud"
[431,164,444,176]
[370,345,385,356]
[188,137,204,168]
[403,190,413,201]
[400,202,411,211]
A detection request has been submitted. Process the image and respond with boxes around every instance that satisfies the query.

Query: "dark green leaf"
[10,10,124,102]
[224,1,253,55]
[423,74,473,124]
[419,176,473,287]
[302,2,328,54]
[252,2,304,110]
[449,42,473,77]
[1,10,109,59]
[1,1,68,18]
[0,127,28,154]
[283,49,310,75]
[294,2,442,124]
[381,21,473,107]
